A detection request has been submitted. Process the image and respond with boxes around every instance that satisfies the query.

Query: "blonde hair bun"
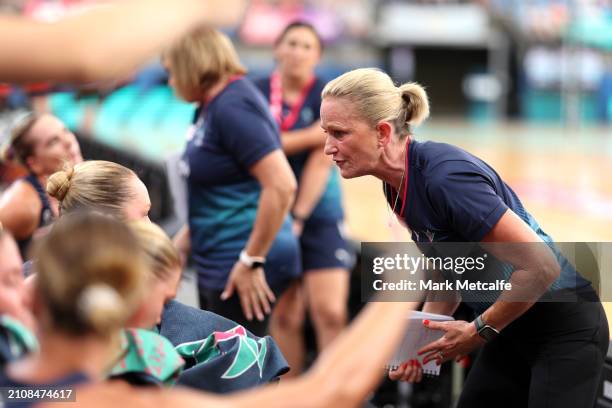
[47,166,75,202]
[399,83,430,127]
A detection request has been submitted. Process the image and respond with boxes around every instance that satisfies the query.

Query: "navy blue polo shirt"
[183,77,300,290]
[254,76,343,222]
[386,139,590,313]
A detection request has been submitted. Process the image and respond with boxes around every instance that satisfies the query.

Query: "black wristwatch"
[239,250,266,269]
[474,315,500,342]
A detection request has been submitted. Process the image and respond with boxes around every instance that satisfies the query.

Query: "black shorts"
[458,288,609,408]
[300,219,354,272]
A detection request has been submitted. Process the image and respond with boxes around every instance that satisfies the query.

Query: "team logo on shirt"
[215,326,268,379]
[174,325,269,380]
[189,115,207,147]
[193,125,206,147]
[301,108,314,124]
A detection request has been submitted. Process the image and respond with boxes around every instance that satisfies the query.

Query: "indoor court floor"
[340,120,612,243]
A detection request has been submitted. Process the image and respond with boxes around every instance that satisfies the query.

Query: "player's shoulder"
[415,140,474,169]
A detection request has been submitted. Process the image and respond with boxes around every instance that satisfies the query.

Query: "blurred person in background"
[321,68,608,408]
[0,113,82,258]
[166,28,300,337]
[254,22,352,376]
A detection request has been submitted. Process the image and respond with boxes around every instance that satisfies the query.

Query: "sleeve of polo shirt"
[426,161,509,242]
[214,97,281,170]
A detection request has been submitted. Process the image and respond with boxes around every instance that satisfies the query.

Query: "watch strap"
[474,314,500,342]
[474,315,485,332]
[239,250,266,269]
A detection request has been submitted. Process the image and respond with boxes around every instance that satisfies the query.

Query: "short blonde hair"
[33,213,145,337]
[322,68,430,138]
[165,27,247,100]
[47,160,136,219]
[129,220,181,283]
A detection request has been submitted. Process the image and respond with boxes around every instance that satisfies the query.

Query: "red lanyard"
[398,139,410,217]
[387,139,410,218]
[269,70,316,131]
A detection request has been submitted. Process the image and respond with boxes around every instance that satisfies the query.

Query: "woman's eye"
[48,136,60,146]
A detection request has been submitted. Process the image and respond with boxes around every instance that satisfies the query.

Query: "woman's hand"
[221,262,276,321]
[388,359,424,383]
[418,320,484,365]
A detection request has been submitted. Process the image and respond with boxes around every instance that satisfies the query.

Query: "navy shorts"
[300,218,354,272]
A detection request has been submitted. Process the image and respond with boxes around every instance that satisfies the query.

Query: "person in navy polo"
[320,68,608,408]
[165,28,300,337]
[254,22,353,376]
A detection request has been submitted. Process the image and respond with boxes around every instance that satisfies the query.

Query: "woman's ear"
[376,122,393,148]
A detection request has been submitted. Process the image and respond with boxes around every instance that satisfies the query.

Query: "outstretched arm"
[0,0,247,83]
[46,300,419,408]
[178,300,419,408]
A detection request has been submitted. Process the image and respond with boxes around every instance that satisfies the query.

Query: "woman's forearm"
[479,250,560,331]
[306,300,420,407]
[244,184,295,257]
[481,264,557,331]
[225,300,420,408]
[0,0,246,83]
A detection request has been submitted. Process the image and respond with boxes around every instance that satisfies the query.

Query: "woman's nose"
[324,136,337,156]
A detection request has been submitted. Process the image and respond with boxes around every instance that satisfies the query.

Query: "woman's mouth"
[334,159,346,168]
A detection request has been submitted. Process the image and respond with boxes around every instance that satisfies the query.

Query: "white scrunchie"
[77,283,123,328]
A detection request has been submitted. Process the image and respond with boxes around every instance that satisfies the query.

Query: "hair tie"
[56,166,75,201]
[77,283,123,330]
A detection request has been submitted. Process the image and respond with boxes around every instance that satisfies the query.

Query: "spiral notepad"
[386,311,454,376]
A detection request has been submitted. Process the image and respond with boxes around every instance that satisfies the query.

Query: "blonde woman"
[320,68,608,408]
[46,160,151,222]
[165,28,300,336]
